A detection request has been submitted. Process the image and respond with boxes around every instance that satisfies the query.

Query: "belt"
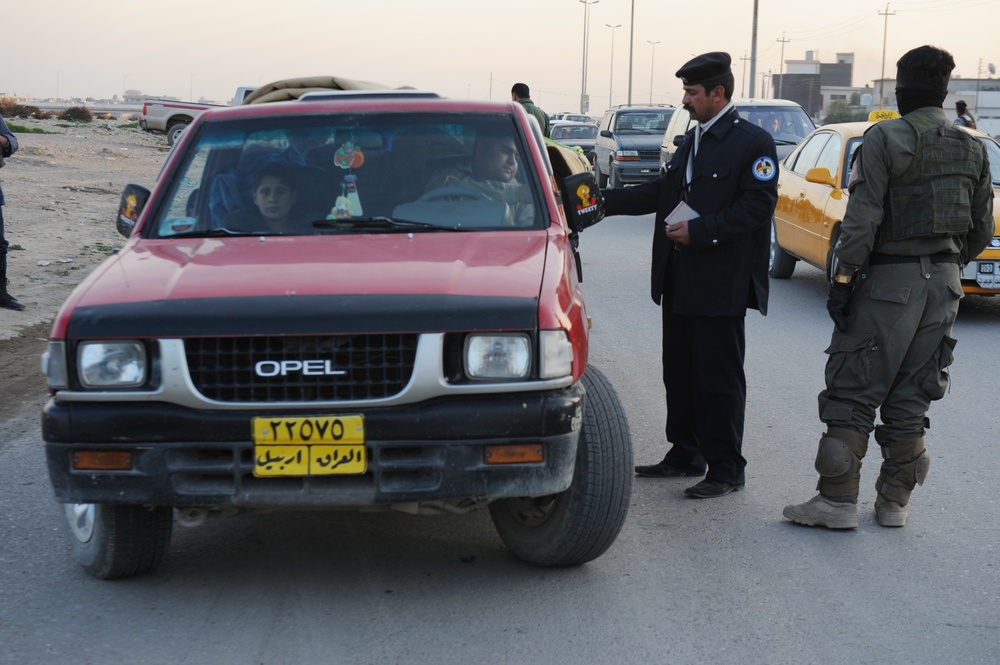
[868,252,959,265]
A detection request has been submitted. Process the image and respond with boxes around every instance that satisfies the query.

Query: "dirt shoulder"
[1,117,169,422]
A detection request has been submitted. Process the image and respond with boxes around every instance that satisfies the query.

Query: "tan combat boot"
[875,438,930,528]
[783,427,868,530]
[783,494,859,529]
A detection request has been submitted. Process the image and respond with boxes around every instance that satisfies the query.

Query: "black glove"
[826,281,854,333]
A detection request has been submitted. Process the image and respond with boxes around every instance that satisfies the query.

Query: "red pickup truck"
[42,90,632,578]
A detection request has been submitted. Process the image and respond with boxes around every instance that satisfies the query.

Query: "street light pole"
[607,23,620,109]
[647,40,661,105]
[580,0,599,114]
[776,33,790,98]
[627,0,635,106]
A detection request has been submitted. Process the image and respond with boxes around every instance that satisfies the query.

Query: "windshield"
[978,136,1000,187]
[739,106,815,144]
[148,111,545,238]
[615,110,672,133]
[551,125,598,141]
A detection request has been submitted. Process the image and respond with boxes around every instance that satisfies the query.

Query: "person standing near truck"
[783,45,994,529]
[511,83,550,138]
[0,114,23,311]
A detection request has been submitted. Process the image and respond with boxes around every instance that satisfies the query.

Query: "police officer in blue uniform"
[601,52,778,498]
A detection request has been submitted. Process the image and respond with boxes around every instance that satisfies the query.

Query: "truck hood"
[60,232,550,337]
[75,232,548,306]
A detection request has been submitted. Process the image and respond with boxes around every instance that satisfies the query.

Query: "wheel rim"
[65,503,96,543]
[502,495,558,527]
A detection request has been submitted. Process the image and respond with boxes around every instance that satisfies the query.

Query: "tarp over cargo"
[243,75,402,105]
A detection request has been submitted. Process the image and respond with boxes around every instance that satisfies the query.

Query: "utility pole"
[776,33,790,99]
[740,52,750,98]
[607,23,621,109]
[749,0,759,98]
[878,3,895,109]
[647,40,661,105]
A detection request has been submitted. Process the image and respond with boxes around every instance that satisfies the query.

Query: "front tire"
[769,218,797,279]
[64,503,173,579]
[489,366,633,566]
[608,163,621,189]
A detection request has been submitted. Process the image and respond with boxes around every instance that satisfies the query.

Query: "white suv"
[659,99,814,173]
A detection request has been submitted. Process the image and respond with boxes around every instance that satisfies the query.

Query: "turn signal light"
[72,451,133,471]
[484,444,544,464]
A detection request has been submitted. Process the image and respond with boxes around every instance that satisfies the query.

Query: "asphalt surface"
[1,214,998,664]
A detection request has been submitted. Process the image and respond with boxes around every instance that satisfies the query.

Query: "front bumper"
[961,256,1000,294]
[43,385,584,508]
[612,160,660,184]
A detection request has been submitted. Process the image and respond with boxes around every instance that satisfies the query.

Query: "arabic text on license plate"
[252,415,366,477]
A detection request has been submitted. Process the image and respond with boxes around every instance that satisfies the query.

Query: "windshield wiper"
[164,227,262,239]
[312,216,452,231]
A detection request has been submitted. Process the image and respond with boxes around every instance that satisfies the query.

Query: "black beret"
[676,52,732,85]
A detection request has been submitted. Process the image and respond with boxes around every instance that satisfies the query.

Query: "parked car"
[41,86,633,579]
[770,112,1000,295]
[593,105,674,188]
[552,113,596,124]
[550,121,599,166]
[659,98,815,173]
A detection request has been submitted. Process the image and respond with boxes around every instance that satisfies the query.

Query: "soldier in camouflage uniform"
[783,45,994,529]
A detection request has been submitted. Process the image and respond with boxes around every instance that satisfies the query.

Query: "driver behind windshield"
[424,130,533,224]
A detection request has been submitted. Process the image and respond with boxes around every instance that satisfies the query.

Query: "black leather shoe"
[635,460,706,478]
[684,479,744,498]
[0,291,24,311]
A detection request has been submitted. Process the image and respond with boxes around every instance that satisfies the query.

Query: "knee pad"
[878,442,931,492]
[815,435,856,477]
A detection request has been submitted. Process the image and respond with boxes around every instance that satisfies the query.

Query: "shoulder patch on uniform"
[752,156,776,181]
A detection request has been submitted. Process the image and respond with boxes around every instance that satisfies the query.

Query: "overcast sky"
[5,0,998,112]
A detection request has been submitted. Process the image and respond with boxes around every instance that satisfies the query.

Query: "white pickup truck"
[140,86,256,146]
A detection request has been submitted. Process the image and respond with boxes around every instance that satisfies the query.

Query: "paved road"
[1,215,998,664]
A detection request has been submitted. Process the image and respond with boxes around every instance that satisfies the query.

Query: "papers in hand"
[664,200,699,229]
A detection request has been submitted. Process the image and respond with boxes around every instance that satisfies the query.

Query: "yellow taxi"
[770,110,1000,295]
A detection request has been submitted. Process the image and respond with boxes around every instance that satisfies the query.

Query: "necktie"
[685,125,702,190]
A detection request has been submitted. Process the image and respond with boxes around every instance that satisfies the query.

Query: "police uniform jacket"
[603,107,778,317]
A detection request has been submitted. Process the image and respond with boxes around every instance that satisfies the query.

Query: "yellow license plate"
[252,415,366,477]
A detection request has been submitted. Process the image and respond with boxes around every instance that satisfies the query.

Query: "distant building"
[772,51,855,118]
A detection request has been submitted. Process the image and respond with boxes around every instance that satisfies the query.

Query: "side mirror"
[116,184,151,238]
[672,134,684,147]
[804,167,837,188]
[599,129,613,138]
[561,171,605,234]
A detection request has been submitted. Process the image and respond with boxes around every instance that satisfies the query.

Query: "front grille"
[185,334,418,402]
[638,150,660,161]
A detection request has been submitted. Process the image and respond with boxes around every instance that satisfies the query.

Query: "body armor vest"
[881,113,982,241]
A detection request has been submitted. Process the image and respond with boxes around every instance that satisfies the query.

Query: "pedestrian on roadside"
[600,52,778,498]
[954,100,977,129]
[511,83,550,138]
[0,114,23,311]
[783,45,994,529]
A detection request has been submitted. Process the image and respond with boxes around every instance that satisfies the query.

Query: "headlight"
[615,149,639,161]
[465,334,531,380]
[539,330,574,379]
[42,341,69,389]
[78,341,147,388]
